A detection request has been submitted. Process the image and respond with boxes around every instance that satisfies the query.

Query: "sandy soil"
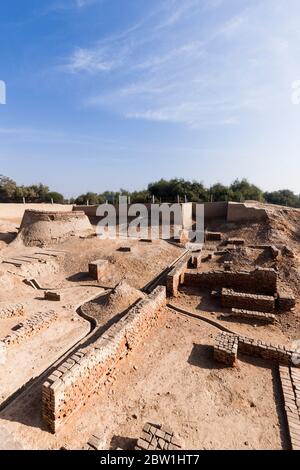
[0,308,287,450]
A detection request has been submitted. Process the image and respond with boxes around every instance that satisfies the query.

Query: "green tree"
[230,179,264,202]
[0,175,17,201]
[264,190,300,208]
[44,191,65,204]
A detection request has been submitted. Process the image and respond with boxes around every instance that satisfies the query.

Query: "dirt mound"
[18,210,93,247]
[104,280,145,314]
[81,281,145,326]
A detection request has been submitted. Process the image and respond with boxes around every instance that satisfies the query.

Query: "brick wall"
[1,310,57,347]
[0,303,25,319]
[166,255,191,297]
[221,289,275,312]
[279,365,300,450]
[42,286,166,433]
[229,308,276,324]
[184,267,277,295]
[214,332,300,367]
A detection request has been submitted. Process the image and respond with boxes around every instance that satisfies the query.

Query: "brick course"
[221,288,275,312]
[42,286,166,433]
[0,303,25,319]
[166,255,191,297]
[229,308,276,324]
[279,365,300,450]
[1,310,57,347]
[184,267,277,295]
[214,332,300,367]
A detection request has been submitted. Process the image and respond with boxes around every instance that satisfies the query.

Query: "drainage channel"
[0,249,189,414]
[0,289,108,413]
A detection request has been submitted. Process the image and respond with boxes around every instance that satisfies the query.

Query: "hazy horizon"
[1,0,300,198]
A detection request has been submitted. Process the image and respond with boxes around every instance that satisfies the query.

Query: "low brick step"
[230,308,276,324]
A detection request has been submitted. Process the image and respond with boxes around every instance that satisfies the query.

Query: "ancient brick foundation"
[214,332,300,367]
[0,303,25,319]
[279,365,300,450]
[184,267,277,295]
[166,255,191,297]
[1,310,57,347]
[42,286,166,433]
[221,288,275,312]
[213,334,238,366]
[229,308,276,324]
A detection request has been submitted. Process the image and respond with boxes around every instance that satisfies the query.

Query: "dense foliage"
[0,175,64,203]
[1,175,299,208]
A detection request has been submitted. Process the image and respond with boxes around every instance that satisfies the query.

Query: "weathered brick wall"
[213,333,238,366]
[214,332,300,367]
[230,308,276,324]
[1,310,57,347]
[42,286,166,433]
[221,289,275,312]
[184,267,277,295]
[166,255,191,297]
[279,365,300,450]
[0,303,25,319]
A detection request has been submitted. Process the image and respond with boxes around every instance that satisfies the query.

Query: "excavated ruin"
[18,210,93,246]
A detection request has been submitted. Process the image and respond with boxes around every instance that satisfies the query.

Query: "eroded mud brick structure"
[19,210,93,246]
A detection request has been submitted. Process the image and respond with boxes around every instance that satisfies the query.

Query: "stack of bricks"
[42,286,166,433]
[221,288,275,313]
[1,310,57,347]
[214,332,238,366]
[279,365,300,450]
[166,255,190,297]
[183,267,277,296]
[135,423,183,451]
[0,303,25,319]
[214,332,300,367]
[82,430,104,450]
[230,308,276,324]
[88,259,109,281]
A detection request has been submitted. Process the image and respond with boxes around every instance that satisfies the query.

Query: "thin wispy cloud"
[59,0,300,128]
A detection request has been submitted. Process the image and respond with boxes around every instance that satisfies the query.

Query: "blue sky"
[0,0,300,197]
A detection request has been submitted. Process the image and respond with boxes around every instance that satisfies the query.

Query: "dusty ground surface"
[0,202,299,450]
[0,308,286,450]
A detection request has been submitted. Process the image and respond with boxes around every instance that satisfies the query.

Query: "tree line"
[1,174,300,208]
